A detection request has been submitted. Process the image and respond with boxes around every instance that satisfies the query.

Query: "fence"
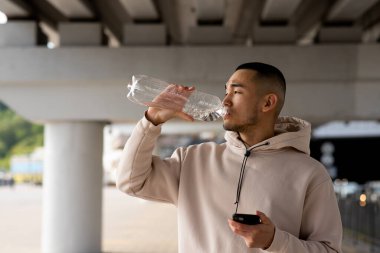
[338,194,380,252]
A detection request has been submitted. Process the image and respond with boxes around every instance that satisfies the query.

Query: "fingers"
[228,219,260,248]
[166,84,195,97]
[256,211,271,225]
[174,84,194,91]
[146,84,195,124]
[228,215,275,249]
[155,84,194,109]
[149,85,193,110]
[228,219,257,233]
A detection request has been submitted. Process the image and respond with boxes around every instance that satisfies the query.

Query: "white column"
[42,122,105,253]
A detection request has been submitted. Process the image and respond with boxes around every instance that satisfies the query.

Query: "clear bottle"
[127,75,226,121]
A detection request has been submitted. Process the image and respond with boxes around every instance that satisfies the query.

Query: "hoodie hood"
[225,116,311,155]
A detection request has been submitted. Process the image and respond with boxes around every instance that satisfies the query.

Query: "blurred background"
[0,0,380,252]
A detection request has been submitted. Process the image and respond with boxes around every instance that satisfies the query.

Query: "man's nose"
[223,94,232,107]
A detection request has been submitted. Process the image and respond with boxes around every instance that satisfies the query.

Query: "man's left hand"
[228,211,275,249]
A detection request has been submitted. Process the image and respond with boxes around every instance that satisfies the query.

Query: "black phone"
[232,213,261,225]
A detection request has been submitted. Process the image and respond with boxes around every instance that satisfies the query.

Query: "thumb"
[256,210,271,225]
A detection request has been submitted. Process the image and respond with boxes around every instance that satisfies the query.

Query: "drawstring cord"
[234,142,270,214]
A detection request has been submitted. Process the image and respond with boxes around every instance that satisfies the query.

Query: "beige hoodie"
[117,116,342,253]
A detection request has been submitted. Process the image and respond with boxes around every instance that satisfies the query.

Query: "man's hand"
[146,84,194,125]
[228,211,275,249]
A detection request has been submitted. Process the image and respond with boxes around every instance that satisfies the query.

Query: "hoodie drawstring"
[234,142,269,214]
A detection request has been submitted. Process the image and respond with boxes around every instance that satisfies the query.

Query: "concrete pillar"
[42,122,105,253]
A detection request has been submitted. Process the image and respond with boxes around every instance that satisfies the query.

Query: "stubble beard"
[223,110,260,133]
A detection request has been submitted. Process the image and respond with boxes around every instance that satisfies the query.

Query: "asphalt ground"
[0,184,177,253]
[0,184,375,253]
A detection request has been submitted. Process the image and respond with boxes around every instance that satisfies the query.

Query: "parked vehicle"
[364,180,380,202]
[334,179,362,198]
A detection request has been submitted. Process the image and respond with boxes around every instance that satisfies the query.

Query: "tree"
[0,101,8,111]
[0,104,43,170]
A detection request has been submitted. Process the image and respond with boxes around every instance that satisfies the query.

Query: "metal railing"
[338,194,380,252]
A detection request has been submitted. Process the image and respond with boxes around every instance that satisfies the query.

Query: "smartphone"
[232,213,261,225]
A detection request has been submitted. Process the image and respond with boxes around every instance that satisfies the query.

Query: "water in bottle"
[127,75,226,121]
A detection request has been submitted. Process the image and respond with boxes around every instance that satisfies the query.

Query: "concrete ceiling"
[261,0,303,22]
[0,0,379,45]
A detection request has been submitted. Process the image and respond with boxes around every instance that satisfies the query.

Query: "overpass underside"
[1,0,380,252]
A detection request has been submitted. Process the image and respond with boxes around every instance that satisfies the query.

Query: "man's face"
[222,69,262,133]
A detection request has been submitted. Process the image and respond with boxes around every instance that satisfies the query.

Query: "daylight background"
[1,0,380,252]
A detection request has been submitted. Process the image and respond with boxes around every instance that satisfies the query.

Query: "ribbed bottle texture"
[127,75,225,121]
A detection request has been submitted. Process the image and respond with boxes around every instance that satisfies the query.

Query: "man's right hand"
[145,84,195,125]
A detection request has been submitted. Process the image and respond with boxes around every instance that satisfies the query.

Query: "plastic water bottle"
[127,75,226,121]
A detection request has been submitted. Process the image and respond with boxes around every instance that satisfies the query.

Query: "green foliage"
[0,101,8,111]
[11,133,43,155]
[0,153,11,171]
[0,104,43,170]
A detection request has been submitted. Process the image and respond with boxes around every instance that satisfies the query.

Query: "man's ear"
[262,93,278,113]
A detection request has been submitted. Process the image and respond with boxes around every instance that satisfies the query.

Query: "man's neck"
[238,124,275,148]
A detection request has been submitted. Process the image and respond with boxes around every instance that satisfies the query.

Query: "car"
[334,179,362,198]
[364,181,380,202]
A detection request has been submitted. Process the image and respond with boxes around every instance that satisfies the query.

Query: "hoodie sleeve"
[116,116,183,205]
[265,178,342,253]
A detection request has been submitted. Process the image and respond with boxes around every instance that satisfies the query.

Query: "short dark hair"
[235,62,286,117]
[235,62,286,95]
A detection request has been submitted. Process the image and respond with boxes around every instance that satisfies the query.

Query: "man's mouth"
[223,110,231,119]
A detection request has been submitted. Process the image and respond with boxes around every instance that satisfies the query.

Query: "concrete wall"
[0,45,379,124]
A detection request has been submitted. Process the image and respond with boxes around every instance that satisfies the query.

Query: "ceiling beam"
[83,0,132,43]
[326,0,378,23]
[362,21,380,42]
[195,0,224,22]
[153,0,197,44]
[0,0,30,18]
[356,0,380,29]
[9,0,68,28]
[46,0,94,19]
[224,0,243,30]
[119,0,159,22]
[261,0,303,22]
[152,0,180,43]
[289,0,335,40]
[224,0,265,43]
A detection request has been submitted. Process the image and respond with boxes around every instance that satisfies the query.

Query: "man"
[117,62,342,252]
